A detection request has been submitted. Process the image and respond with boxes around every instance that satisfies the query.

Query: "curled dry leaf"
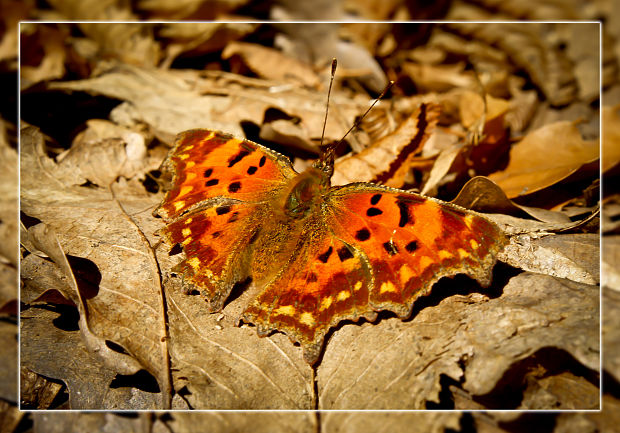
[452,176,572,224]
[488,120,599,199]
[20,127,173,407]
[222,41,320,88]
[332,102,441,187]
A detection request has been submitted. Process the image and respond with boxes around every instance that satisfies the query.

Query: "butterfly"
[154,125,507,365]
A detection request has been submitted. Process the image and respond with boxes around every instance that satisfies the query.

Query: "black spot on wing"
[216,205,231,215]
[396,200,410,227]
[204,168,213,178]
[228,181,241,193]
[405,241,418,253]
[318,246,333,263]
[370,194,382,205]
[228,149,251,167]
[366,207,383,217]
[259,156,266,167]
[212,231,222,238]
[169,243,183,255]
[383,241,399,256]
[247,166,258,175]
[206,179,219,186]
[337,246,354,261]
[355,228,371,241]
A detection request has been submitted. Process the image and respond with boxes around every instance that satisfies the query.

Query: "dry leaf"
[20,24,67,88]
[318,271,598,409]
[498,233,599,285]
[21,305,162,409]
[49,64,363,146]
[0,321,17,401]
[488,121,599,198]
[222,41,320,88]
[332,103,440,187]
[443,21,578,106]
[159,22,256,67]
[452,176,572,224]
[603,104,620,172]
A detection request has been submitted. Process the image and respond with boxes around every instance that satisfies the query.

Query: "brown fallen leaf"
[603,104,620,173]
[21,304,163,409]
[20,24,67,89]
[488,120,599,199]
[443,21,579,106]
[332,102,441,187]
[222,41,320,88]
[49,64,363,147]
[318,271,598,409]
[0,321,17,402]
[452,176,572,224]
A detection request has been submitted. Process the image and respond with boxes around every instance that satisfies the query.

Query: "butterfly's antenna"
[319,58,338,148]
[320,80,395,173]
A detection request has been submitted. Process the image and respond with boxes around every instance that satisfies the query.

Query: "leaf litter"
[15,19,604,420]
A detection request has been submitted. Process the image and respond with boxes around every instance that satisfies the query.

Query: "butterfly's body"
[156,129,507,364]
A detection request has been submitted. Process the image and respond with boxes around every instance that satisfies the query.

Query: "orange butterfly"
[155,127,507,364]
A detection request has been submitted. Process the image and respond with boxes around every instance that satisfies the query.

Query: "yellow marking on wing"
[187,257,200,269]
[438,250,453,260]
[274,305,296,316]
[184,145,194,151]
[181,237,192,246]
[337,290,350,301]
[174,201,185,211]
[320,296,333,311]
[182,228,191,238]
[419,255,434,271]
[458,248,469,258]
[380,280,397,293]
[186,172,196,181]
[464,214,475,229]
[179,154,190,160]
[354,281,363,291]
[399,265,415,285]
[200,131,215,144]
[185,217,193,225]
[470,239,479,250]
[186,161,195,168]
[179,185,193,197]
[299,312,315,327]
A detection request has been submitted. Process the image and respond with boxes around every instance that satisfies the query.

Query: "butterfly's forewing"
[324,183,508,316]
[156,130,297,311]
[155,129,296,220]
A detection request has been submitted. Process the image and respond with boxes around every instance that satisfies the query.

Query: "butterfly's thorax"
[279,167,330,219]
